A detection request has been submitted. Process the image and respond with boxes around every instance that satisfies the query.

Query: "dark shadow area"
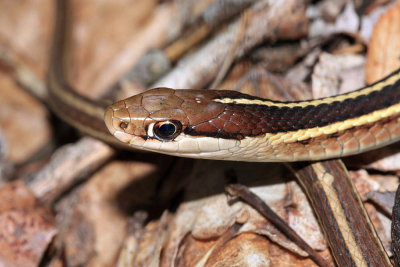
[344,140,400,168]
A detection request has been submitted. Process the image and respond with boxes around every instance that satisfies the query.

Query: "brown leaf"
[154,0,309,89]
[366,191,396,216]
[205,232,271,267]
[65,0,170,95]
[0,72,51,163]
[0,181,38,212]
[0,181,56,267]
[365,2,400,83]
[123,160,329,266]
[56,159,167,266]
[365,152,400,172]
[0,0,53,78]
[219,64,312,101]
[0,211,56,267]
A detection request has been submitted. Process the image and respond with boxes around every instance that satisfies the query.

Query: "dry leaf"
[66,0,171,95]
[0,0,53,78]
[0,181,56,267]
[55,159,167,266]
[365,2,400,83]
[0,72,51,163]
[121,161,329,266]
[312,53,366,98]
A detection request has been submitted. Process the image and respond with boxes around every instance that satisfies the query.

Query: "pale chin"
[136,133,239,158]
[113,131,135,144]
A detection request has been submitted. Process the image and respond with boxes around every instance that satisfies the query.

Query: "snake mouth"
[104,106,116,135]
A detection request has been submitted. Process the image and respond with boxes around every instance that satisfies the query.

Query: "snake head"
[105,88,188,144]
[104,87,240,156]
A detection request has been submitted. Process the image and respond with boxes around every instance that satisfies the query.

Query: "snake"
[48,0,400,162]
[48,1,400,266]
[104,69,400,162]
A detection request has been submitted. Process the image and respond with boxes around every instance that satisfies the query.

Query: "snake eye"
[119,121,129,129]
[154,120,182,141]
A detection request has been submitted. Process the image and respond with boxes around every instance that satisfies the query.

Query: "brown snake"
[48,1,400,266]
[104,72,400,161]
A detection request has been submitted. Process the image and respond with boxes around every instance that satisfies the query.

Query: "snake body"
[104,69,400,162]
